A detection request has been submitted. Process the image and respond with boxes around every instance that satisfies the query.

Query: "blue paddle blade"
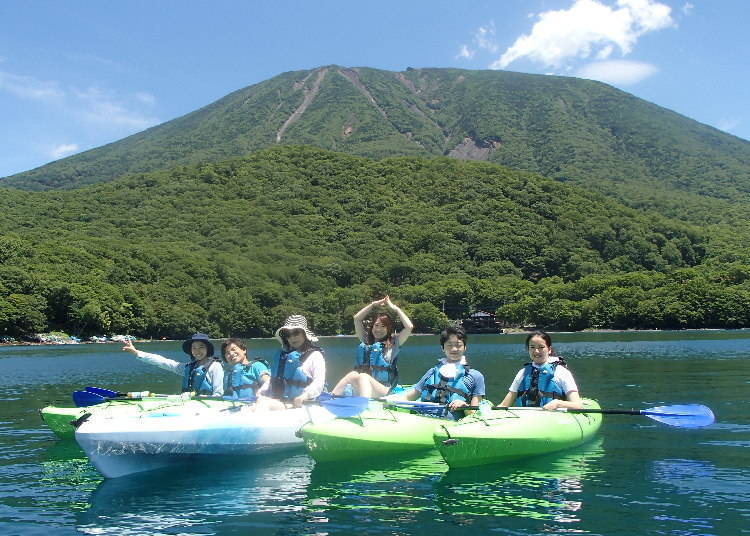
[72,390,107,407]
[642,404,715,428]
[85,386,120,398]
[319,396,370,417]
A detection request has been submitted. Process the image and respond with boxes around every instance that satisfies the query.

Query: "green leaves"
[0,146,745,337]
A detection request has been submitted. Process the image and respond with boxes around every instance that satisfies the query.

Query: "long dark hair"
[367,314,395,347]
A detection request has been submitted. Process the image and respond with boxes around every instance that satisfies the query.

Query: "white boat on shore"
[75,402,335,478]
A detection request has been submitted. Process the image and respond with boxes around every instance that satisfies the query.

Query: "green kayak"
[434,398,602,468]
[300,401,457,463]
[40,396,233,439]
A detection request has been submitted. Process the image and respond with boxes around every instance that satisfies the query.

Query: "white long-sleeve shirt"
[134,350,224,397]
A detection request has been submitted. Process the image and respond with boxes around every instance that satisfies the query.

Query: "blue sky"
[1,0,747,179]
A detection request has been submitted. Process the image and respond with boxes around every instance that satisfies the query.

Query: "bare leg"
[356,373,390,399]
[331,371,360,395]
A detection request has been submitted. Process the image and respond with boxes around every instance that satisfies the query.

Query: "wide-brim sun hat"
[182,333,215,357]
[274,315,318,344]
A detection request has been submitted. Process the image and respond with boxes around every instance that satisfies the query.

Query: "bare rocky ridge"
[277,68,328,142]
[448,137,503,161]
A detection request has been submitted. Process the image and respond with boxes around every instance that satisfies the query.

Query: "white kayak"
[75,402,336,478]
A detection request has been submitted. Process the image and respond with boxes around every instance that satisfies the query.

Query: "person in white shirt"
[498,331,582,411]
[256,315,325,410]
[121,333,224,397]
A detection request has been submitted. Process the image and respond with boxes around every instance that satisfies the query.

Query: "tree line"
[1,146,747,339]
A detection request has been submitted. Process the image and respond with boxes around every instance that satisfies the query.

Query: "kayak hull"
[434,398,602,468]
[300,402,453,462]
[75,404,334,478]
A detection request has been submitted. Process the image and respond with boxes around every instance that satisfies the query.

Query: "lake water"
[1,331,749,535]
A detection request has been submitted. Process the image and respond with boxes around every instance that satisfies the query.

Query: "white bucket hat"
[274,314,318,344]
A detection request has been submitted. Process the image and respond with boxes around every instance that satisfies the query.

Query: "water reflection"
[69,439,606,535]
[77,453,314,535]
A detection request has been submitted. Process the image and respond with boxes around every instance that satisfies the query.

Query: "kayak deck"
[40,396,234,440]
[434,398,602,468]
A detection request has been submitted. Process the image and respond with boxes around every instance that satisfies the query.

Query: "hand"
[122,339,138,354]
[543,400,562,411]
[293,394,306,408]
[447,399,467,411]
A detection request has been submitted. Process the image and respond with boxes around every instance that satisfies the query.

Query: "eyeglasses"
[282,329,303,338]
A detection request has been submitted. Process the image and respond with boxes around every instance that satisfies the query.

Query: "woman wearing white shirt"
[121,333,224,397]
[499,331,582,411]
[257,315,325,410]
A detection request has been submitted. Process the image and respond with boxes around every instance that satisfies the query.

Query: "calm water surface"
[1,331,749,535]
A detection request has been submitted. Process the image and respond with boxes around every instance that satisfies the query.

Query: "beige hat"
[274,315,318,344]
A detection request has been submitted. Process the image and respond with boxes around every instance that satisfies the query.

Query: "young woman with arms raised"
[331,296,413,399]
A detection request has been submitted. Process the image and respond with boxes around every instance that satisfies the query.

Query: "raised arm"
[385,296,413,345]
[353,297,387,341]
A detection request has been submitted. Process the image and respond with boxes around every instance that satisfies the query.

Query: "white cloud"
[476,22,499,53]
[681,2,694,15]
[50,144,79,160]
[491,0,674,70]
[457,21,499,61]
[73,87,159,129]
[135,91,157,105]
[576,59,658,85]
[0,71,64,100]
[716,118,740,134]
[0,70,159,131]
[456,44,474,60]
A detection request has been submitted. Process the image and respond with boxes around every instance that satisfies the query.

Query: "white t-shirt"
[508,357,578,395]
[258,349,326,399]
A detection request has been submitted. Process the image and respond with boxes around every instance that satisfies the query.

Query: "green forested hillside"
[4,67,749,226]
[2,147,748,339]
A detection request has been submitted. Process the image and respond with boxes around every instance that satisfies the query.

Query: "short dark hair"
[221,338,247,362]
[440,325,467,347]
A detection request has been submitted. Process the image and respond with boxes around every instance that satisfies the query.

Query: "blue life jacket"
[225,359,270,400]
[182,358,221,395]
[354,341,398,386]
[516,358,567,407]
[270,346,321,400]
[421,362,472,406]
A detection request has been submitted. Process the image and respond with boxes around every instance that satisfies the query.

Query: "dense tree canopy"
[1,146,747,339]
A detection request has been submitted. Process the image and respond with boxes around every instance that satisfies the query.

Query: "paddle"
[72,388,178,407]
[72,390,110,407]
[317,395,450,417]
[85,386,153,398]
[485,403,715,429]
[317,395,714,428]
[317,395,371,417]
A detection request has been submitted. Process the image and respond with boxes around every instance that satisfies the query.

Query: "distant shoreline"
[2,327,748,348]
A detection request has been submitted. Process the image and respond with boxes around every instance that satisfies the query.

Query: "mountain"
[4,66,750,224]
[4,146,746,339]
